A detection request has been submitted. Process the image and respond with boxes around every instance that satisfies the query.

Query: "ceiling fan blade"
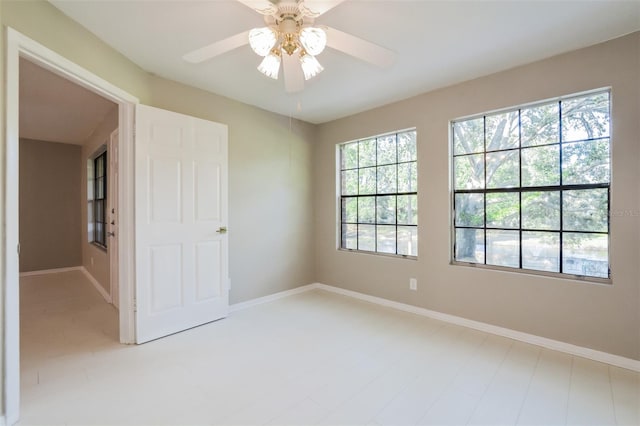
[325,27,395,68]
[299,0,346,17]
[236,0,278,15]
[183,30,250,64]
[282,53,304,94]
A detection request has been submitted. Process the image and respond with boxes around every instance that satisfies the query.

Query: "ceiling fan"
[182,0,395,93]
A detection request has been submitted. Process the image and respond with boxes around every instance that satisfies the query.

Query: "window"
[452,90,610,280]
[339,129,418,257]
[89,151,107,248]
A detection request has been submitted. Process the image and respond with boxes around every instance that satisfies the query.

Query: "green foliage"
[342,198,357,223]
[398,162,417,193]
[522,145,559,187]
[358,197,375,223]
[522,191,560,230]
[377,196,396,224]
[398,195,418,225]
[455,193,484,227]
[562,93,610,142]
[522,103,559,146]
[359,138,376,168]
[359,167,376,194]
[486,150,519,188]
[398,131,417,162]
[454,154,484,189]
[562,139,610,184]
[341,142,358,170]
[486,111,519,151]
[453,118,483,155]
[377,165,396,193]
[377,135,397,165]
[486,193,519,228]
[563,189,608,233]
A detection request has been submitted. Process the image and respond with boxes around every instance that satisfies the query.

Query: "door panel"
[195,161,221,222]
[195,241,222,301]
[135,104,228,343]
[149,244,183,313]
[149,158,182,223]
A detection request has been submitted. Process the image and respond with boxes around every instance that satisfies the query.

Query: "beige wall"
[314,33,640,360]
[18,139,82,272]
[81,106,118,295]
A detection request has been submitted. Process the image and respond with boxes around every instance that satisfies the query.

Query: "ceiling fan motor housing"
[268,2,306,56]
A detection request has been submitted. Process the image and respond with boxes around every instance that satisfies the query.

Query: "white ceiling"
[20,58,117,145]
[48,0,640,124]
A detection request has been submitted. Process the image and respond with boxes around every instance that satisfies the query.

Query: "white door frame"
[108,129,120,309]
[3,27,139,425]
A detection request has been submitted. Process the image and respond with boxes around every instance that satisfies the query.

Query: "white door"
[135,105,229,343]
[108,129,120,308]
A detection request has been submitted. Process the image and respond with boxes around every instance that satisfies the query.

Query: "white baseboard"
[311,283,640,373]
[80,267,112,303]
[229,284,317,312]
[19,266,82,277]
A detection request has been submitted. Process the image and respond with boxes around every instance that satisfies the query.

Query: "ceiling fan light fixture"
[258,49,281,79]
[299,51,324,80]
[282,33,299,56]
[249,27,277,57]
[299,27,327,56]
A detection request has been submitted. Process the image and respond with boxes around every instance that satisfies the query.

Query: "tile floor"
[19,270,639,425]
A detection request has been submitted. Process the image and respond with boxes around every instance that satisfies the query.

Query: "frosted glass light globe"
[249,27,277,57]
[299,27,327,56]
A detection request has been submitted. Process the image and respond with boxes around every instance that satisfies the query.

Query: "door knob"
[216,227,228,234]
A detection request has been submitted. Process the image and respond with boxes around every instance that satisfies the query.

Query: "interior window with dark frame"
[93,151,107,248]
[452,90,610,279]
[339,129,418,257]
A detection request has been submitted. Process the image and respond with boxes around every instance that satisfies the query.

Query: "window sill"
[450,260,612,286]
[90,242,108,253]
[338,248,417,261]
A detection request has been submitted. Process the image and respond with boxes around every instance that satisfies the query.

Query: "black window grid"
[93,152,107,248]
[452,91,611,279]
[339,130,418,257]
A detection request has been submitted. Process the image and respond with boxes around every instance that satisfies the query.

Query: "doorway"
[4,28,138,425]
[18,55,121,398]
[19,56,118,293]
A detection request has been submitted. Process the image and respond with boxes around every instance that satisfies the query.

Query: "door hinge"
[17,243,20,256]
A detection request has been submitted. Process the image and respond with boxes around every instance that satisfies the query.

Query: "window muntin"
[452,91,610,279]
[90,151,107,248]
[339,129,417,257]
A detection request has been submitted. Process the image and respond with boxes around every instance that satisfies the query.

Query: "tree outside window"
[452,91,610,279]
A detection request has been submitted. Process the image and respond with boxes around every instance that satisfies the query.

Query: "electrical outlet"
[409,278,417,291]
